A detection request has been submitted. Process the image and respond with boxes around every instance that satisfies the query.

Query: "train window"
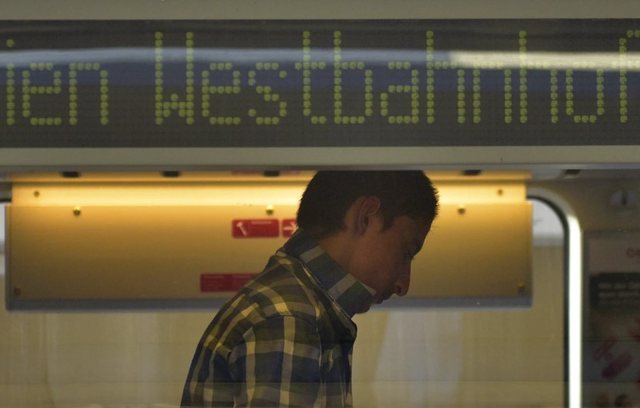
[0,196,567,407]
[1,14,638,408]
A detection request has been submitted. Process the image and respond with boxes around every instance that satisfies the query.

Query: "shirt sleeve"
[228,315,323,407]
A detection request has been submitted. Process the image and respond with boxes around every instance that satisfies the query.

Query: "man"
[182,171,439,407]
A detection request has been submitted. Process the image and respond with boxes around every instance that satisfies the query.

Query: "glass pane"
[350,199,566,407]
[0,195,566,407]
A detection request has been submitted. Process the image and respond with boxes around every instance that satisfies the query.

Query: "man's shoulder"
[239,252,323,321]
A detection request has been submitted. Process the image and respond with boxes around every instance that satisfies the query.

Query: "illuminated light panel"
[12,182,526,206]
[10,170,530,207]
[11,184,307,206]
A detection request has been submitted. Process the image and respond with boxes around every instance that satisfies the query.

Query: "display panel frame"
[2,19,640,168]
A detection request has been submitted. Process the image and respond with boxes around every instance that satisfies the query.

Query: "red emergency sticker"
[232,219,279,238]
[282,219,298,237]
[200,273,254,292]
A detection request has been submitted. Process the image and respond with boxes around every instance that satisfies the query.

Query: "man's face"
[352,214,431,307]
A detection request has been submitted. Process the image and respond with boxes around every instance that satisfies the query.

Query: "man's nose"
[394,272,411,297]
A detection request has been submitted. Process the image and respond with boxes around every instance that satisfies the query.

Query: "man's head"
[297,171,439,309]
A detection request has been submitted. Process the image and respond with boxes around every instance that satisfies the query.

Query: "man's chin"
[376,294,391,304]
[356,295,391,314]
[355,303,372,314]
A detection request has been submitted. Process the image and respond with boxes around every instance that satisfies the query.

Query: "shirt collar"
[282,229,375,318]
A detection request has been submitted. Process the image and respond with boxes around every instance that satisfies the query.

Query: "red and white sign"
[200,273,254,292]
[232,219,279,238]
[282,219,298,237]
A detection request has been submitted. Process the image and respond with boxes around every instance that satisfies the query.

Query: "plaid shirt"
[181,229,375,408]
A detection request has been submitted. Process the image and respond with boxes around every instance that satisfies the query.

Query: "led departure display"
[1,20,640,147]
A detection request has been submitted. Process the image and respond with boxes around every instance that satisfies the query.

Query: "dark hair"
[297,171,439,239]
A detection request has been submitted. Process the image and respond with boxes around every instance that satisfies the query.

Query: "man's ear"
[353,196,382,235]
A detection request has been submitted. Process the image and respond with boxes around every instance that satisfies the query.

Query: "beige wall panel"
[7,201,531,305]
[410,202,532,300]
[8,205,296,301]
